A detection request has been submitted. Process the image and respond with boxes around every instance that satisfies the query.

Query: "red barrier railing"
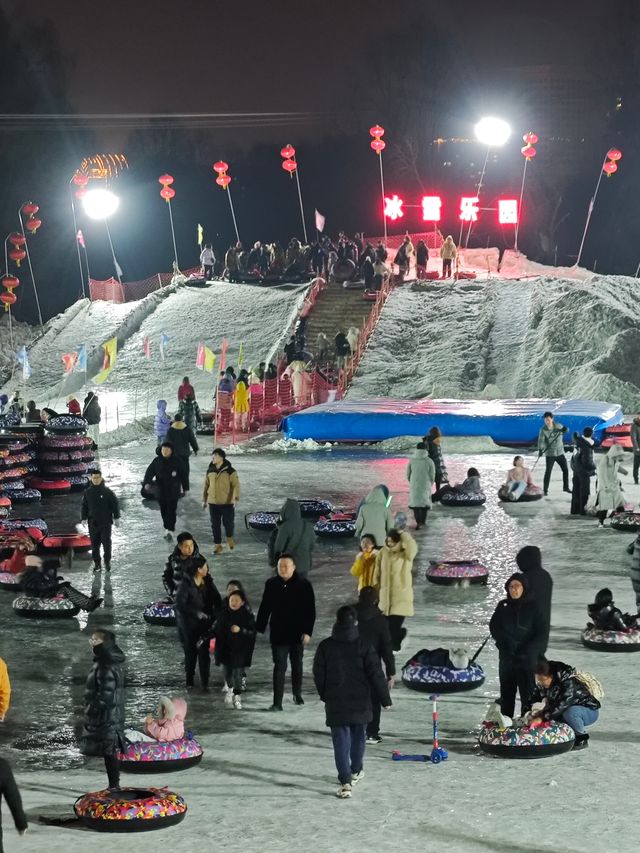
[338,278,392,396]
[89,267,201,303]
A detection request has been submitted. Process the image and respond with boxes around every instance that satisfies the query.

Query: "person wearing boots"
[81,469,120,572]
[202,448,240,554]
[537,412,570,496]
[530,658,601,750]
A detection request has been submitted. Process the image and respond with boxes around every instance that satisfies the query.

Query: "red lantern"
[2,275,19,290]
[369,125,385,138]
[158,174,174,185]
[216,174,231,189]
[160,186,175,201]
[282,159,297,174]
[9,249,26,266]
[521,145,537,159]
[9,233,26,248]
[0,292,17,310]
[603,161,618,176]
[370,138,386,154]
[25,217,42,234]
[523,132,538,145]
[280,144,296,160]
[72,173,89,186]
[21,202,39,216]
[607,148,622,162]
[213,161,229,174]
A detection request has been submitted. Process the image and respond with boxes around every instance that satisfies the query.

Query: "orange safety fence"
[89,267,201,303]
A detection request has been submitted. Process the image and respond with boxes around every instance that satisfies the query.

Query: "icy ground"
[351,272,640,410]
[2,441,639,853]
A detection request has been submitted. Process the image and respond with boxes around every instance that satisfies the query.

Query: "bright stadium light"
[474,116,511,147]
[82,188,120,220]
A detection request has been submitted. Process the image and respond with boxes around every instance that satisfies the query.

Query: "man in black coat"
[570,427,597,515]
[166,413,199,490]
[355,586,396,744]
[515,546,553,654]
[81,469,120,572]
[0,756,28,850]
[256,555,316,711]
[313,605,391,799]
[163,532,202,596]
[142,441,189,541]
[79,630,126,789]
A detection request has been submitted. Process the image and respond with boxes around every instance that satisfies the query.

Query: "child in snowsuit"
[214,588,256,709]
[350,535,379,590]
[154,400,172,445]
[144,696,187,741]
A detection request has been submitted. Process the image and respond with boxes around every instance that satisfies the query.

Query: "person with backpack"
[537,412,569,496]
[530,658,602,749]
[570,427,597,515]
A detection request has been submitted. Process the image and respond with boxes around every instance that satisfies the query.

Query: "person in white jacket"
[200,243,216,280]
[593,444,628,527]
[355,485,394,547]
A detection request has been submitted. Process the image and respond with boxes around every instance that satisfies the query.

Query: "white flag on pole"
[315,209,326,233]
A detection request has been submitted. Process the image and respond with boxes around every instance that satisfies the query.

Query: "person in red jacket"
[67,396,82,415]
[178,377,195,402]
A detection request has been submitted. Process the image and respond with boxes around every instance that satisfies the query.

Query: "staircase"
[304,281,376,353]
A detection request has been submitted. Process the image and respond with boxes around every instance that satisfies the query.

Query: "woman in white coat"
[406,442,436,529]
[373,529,418,650]
[593,444,628,526]
[355,485,394,546]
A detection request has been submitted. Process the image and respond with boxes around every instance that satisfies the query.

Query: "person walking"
[593,444,628,527]
[515,545,553,654]
[0,756,28,849]
[154,399,172,445]
[440,235,457,278]
[200,242,216,280]
[213,587,256,709]
[350,535,379,591]
[268,498,315,576]
[355,485,394,547]
[406,441,436,529]
[373,529,418,651]
[167,413,199,490]
[202,448,240,554]
[489,574,546,719]
[0,656,10,723]
[163,532,202,596]
[177,377,195,403]
[537,411,570,496]
[415,239,429,278]
[355,586,395,744]
[178,393,201,434]
[81,468,120,573]
[425,426,448,493]
[142,442,189,541]
[256,555,316,711]
[570,427,597,515]
[83,391,101,446]
[175,558,221,691]
[313,605,391,798]
[530,658,602,750]
[632,415,640,484]
[79,629,126,790]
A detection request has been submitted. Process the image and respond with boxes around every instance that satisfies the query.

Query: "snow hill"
[0,281,307,430]
[351,271,640,412]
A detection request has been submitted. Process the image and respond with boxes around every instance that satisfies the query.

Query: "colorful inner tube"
[426,560,489,585]
[498,485,544,503]
[0,506,9,519]
[0,467,29,482]
[27,478,71,496]
[42,534,92,553]
[74,787,187,832]
[297,499,334,518]
[68,475,90,491]
[44,414,89,435]
[41,462,89,475]
[118,736,203,773]
[0,518,48,533]
[245,511,279,531]
[40,435,92,449]
[13,594,79,618]
[143,599,177,626]
[0,571,21,590]
[39,450,95,462]
[477,721,575,758]
[0,489,41,503]
[314,514,356,538]
[440,491,486,507]
[402,660,485,693]
[0,496,11,507]
[610,511,640,532]
[581,625,640,651]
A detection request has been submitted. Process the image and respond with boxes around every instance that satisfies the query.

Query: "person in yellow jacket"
[440,235,458,278]
[373,529,418,651]
[233,371,250,432]
[350,535,379,590]
[202,448,240,554]
[0,656,10,722]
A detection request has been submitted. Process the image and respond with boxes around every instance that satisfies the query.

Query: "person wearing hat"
[143,442,189,541]
[81,469,121,572]
[67,395,81,416]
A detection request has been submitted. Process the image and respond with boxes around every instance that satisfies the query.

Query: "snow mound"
[377,434,504,454]
[96,416,154,449]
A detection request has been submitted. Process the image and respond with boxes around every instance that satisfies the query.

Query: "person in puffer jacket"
[144,696,187,742]
[355,485,394,547]
[154,400,172,444]
[530,658,601,749]
[587,587,638,631]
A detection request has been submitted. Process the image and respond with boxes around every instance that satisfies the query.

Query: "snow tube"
[68,475,89,491]
[4,423,43,435]
[0,440,28,452]
[40,435,92,449]
[0,496,11,507]
[314,512,356,538]
[0,467,28,481]
[402,660,485,694]
[244,511,279,531]
[581,625,640,652]
[440,490,486,507]
[610,511,640,532]
[0,571,21,590]
[45,414,88,435]
[0,413,21,428]
[0,507,9,519]
[27,477,71,496]
[39,450,95,462]
[362,290,379,301]
[41,462,89,475]
[143,599,176,626]
[118,735,203,773]
[498,484,544,503]
[477,721,575,758]
[245,500,334,532]
[0,518,48,534]
[74,787,187,832]
[13,594,79,618]
[42,534,92,554]
[332,259,356,283]
[1,488,41,503]
[426,560,489,586]
[298,499,334,518]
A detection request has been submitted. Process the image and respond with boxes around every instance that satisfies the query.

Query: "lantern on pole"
[17,202,44,325]
[514,131,538,252]
[369,125,388,242]
[158,175,179,269]
[575,147,623,267]
[280,143,308,243]
[212,161,241,245]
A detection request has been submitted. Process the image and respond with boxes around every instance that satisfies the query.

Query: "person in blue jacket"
[154,400,172,445]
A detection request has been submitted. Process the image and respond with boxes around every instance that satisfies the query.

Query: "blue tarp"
[281,398,623,445]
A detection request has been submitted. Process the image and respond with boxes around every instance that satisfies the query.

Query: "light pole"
[464,117,511,248]
[82,188,122,284]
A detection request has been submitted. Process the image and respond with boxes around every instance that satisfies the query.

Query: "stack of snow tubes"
[0,431,40,504]
[33,415,94,496]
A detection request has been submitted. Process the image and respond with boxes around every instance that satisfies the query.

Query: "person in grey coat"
[406,442,436,529]
[355,485,394,546]
[537,412,569,496]
[268,498,315,576]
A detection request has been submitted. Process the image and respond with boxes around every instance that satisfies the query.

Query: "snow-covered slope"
[352,272,640,411]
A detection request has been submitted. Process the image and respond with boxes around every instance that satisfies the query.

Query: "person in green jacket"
[268,499,315,576]
[537,412,570,496]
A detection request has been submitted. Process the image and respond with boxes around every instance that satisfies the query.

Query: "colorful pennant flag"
[143,336,151,358]
[197,223,204,247]
[16,346,31,380]
[159,332,169,361]
[238,342,244,367]
[196,343,205,370]
[315,209,326,233]
[204,347,216,373]
[62,352,78,375]
[92,337,117,385]
[220,338,228,372]
[76,229,85,248]
[76,344,87,373]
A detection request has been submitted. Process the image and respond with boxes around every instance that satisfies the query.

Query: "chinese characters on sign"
[383,195,520,224]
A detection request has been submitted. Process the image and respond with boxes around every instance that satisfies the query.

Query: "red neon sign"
[459,197,479,222]
[421,196,442,222]
[498,199,518,224]
[384,194,404,220]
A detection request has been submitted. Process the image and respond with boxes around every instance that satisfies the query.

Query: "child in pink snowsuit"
[143,696,187,741]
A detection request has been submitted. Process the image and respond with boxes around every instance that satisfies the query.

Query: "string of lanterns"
[280,144,297,176]
[213,161,231,189]
[158,173,175,201]
[521,131,538,160]
[369,124,386,154]
[603,147,622,177]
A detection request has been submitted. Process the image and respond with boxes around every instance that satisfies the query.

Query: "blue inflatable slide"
[281,398,623,445]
